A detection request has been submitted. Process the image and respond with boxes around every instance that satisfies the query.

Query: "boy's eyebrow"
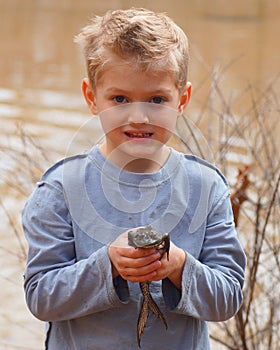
[104,87,174,96]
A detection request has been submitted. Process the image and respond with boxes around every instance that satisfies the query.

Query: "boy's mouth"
[124,132,153,138]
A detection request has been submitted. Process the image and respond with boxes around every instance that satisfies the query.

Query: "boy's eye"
[150,96,165,104]
[113,96,127,104]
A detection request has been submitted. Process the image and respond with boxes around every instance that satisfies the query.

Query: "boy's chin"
[119,143,164,159]
[112,143,169,171]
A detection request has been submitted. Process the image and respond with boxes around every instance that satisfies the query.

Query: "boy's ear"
[178,82,192,115]
[82,78,98,115]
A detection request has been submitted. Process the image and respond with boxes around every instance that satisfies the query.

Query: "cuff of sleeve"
[98,245,130,304]
[113,276,130,303]
[163,251,196,313]
[95,246,129,306]
[162,278,181,310]
[174,252,196,313]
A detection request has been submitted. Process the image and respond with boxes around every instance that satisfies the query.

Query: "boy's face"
[82,56,191,171]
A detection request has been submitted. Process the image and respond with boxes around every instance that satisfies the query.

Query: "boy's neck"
[123,157,166,173]
[99,143,171,173]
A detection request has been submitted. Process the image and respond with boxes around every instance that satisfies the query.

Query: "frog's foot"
[137,282,168,347]
[137,294,168,348]
[156,233,170,261]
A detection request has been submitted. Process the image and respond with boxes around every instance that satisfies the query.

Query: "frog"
[128,225,170,348]
[128,225,170,253]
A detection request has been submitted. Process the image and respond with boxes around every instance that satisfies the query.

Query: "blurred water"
[0,0,279,348]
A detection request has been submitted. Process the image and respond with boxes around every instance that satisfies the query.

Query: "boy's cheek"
[99,106,129,131]
[99,116,126,135]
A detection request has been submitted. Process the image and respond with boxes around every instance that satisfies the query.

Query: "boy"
[23,8,246,349]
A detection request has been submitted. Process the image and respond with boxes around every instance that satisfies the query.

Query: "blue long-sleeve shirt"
[23,146,246,349]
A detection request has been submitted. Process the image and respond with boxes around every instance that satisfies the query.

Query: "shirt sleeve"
[23,181,125,322]
[162,175,246,322]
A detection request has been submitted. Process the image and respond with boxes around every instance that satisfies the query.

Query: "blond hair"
[74,8,189,93]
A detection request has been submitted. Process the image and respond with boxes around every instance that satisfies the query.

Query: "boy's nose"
[127,103,149,124]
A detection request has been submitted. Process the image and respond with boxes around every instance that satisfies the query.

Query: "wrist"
[107,245,120,279]
[168,248,186,289]
[111,264,119,279]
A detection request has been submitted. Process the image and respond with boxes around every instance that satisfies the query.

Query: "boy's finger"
[122,260,161,281]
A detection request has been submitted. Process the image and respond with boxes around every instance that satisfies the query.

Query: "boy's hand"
[152,241,186,290]
[108,229,162,283]
[108,230,186,289]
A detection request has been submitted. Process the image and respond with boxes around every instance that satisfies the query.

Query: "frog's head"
[128,226,170,261]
